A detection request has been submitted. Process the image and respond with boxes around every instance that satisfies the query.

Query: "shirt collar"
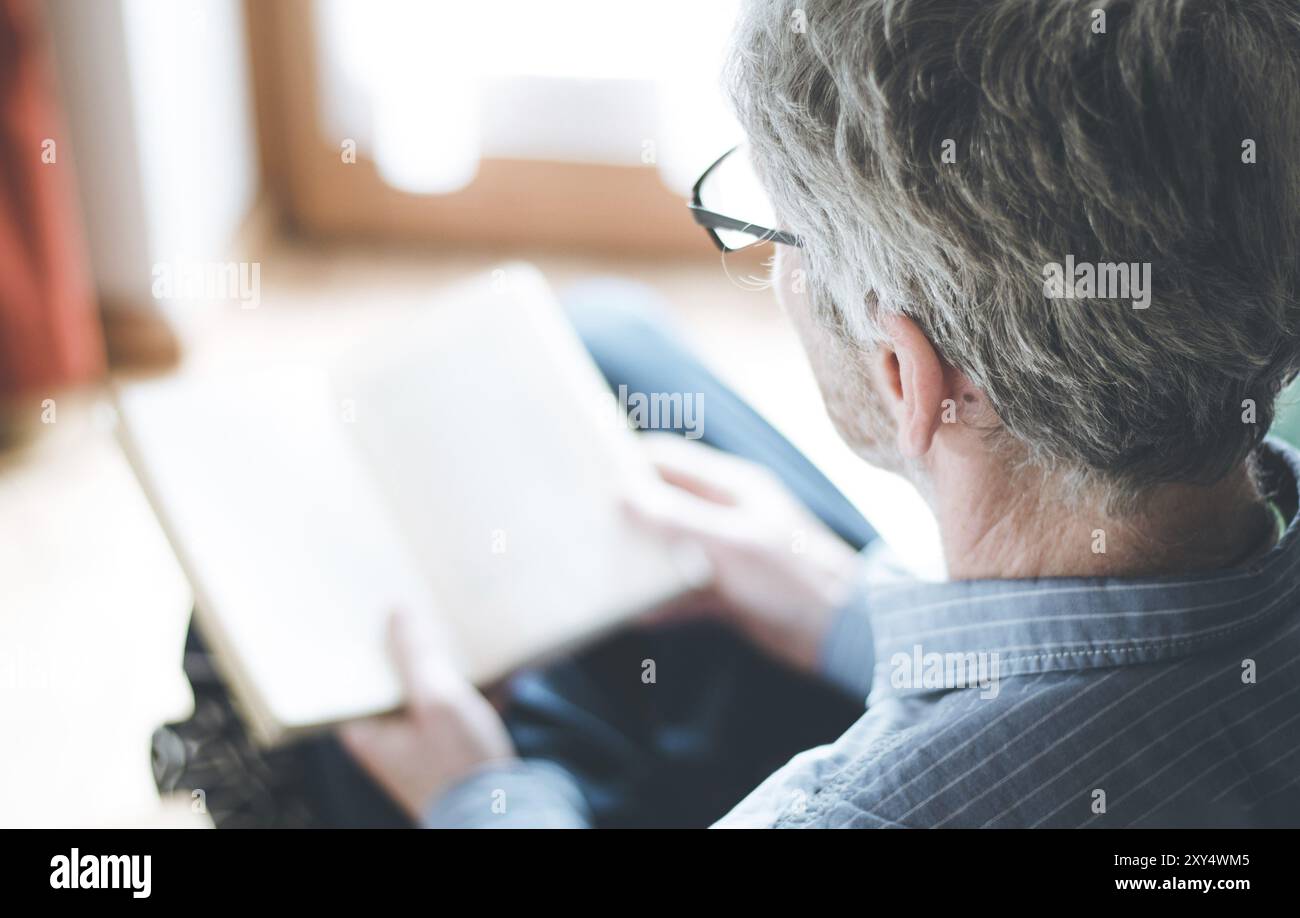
[866,438,1300,702]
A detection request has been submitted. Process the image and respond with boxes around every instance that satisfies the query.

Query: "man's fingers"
[386,610,426,702]
[623,478,749,546]
[338,716,377,754]
[634,584,727,628]
[643,437,737,505]
[386,609,459,708]
[337,714,398,768]
[653,461,736,506]
[639,433,775,503]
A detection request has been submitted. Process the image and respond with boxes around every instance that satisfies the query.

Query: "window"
[248,0,744,254]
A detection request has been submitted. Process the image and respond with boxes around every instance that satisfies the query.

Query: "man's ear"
[873,313,948,459]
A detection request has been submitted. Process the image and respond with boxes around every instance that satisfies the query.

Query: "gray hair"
[728,0,1300,508]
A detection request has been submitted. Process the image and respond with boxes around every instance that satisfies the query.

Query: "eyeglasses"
[688,145,802,252]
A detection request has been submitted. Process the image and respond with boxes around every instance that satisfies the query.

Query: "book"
[115,265,708,746]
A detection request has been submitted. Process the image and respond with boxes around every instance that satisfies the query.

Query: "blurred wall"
[43,0,259,315]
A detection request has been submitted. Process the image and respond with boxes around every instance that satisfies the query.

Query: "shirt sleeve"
[817,577,875,700]
[421,759,592,829]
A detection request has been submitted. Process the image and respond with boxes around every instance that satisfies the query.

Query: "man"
[338,0,1300,828]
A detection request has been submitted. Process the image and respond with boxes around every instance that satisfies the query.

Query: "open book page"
[116,367,433,744]
[334,265,708,683]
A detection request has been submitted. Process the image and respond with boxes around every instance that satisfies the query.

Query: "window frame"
[242,0,713,255]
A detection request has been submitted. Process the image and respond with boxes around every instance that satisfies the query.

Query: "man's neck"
[928,455,1274,581]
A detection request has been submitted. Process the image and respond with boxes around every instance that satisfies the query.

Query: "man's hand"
[339,610,516,821]
[626,434,863,674]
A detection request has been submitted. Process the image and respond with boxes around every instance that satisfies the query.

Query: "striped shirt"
[718,439,1300,828]
[427,439,1300,828]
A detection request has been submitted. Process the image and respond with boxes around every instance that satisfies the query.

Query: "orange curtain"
[0,0,103,397]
